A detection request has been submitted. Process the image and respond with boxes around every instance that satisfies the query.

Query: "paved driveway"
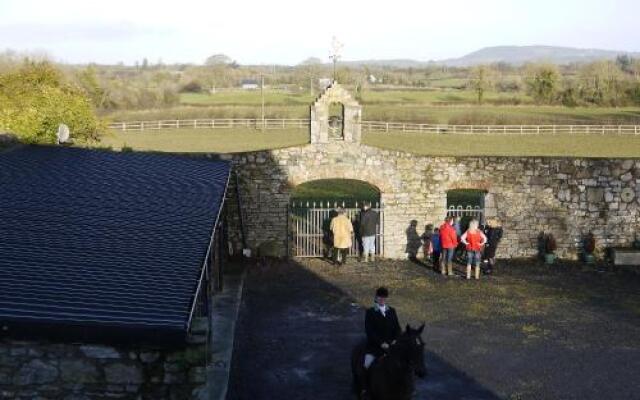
[227,259,640,400]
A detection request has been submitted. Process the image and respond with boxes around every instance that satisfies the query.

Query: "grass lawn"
[100,89,640,126]
[181,91,315,106]
[106,103,640,125]
[99,128,640,158]
[363,131,640,158]
[97,128,309,153]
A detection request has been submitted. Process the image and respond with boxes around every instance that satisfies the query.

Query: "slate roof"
[0,146,230,343]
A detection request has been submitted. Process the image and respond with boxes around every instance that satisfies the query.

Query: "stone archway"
[310,81,362,144]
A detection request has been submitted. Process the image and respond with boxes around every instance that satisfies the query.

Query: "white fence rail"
[446,206,484,222]
[108,118,310,131]
[108,118,640,135]
[361,121,640,135]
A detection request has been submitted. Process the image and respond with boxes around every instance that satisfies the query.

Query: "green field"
[106,91,640,125]
[99,128,640,158]
[98,128,308,153]
[180,89,531,107]
[364,131,640,158]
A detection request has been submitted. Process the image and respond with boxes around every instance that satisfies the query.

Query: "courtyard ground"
[227,258,640,400]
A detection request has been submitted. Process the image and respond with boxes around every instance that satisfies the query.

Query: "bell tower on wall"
[309,81,362,144]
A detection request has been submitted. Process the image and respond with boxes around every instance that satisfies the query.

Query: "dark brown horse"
[351,324,427,400]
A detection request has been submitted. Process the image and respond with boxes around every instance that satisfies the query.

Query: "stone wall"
[217,141,640,259]
[0,338,207,399]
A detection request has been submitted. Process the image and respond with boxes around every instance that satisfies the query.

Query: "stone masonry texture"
[217,142,639,260]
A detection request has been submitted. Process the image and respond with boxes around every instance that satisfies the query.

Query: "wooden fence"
[108,118,640,135]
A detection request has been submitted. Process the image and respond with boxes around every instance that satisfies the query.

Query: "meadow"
[100,128,640,158]
[104,89,640,125]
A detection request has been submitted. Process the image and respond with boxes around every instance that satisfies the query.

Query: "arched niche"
[310,81,362,144]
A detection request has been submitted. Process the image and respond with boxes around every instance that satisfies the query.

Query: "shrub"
[0,62,104,144]
[180,80,203,93]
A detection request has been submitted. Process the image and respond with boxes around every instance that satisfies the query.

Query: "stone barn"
[0,145,231,399]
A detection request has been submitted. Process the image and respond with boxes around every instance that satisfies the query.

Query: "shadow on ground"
[227,259,500,400]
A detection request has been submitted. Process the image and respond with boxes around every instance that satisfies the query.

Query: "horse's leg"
[351,344,368,397]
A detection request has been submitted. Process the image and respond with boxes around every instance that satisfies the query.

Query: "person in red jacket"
[439,216,458,276]
[461,219,488,280]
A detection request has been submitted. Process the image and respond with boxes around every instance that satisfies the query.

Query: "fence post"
[141,122,144,131]
[123,122,127,132]
[386,122,389,133]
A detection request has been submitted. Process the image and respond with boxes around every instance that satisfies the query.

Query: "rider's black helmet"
[375,287,389,298]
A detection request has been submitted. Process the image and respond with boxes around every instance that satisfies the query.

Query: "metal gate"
[446,205,484,222]
[289,201,384,258]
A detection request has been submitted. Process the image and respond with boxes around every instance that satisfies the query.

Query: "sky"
[1,0,639,65]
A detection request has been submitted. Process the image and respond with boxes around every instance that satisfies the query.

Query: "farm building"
[240,79,259,90]
[0,145,232,398]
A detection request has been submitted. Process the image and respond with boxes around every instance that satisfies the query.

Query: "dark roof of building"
[0,146,230,344]
[240,79,259,85]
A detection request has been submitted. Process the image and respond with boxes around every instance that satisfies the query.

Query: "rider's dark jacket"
[365,305,401,356]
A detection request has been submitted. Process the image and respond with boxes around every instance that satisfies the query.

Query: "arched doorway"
[446,189,486,230]
[328,103,344,140]
[289,179,383,258]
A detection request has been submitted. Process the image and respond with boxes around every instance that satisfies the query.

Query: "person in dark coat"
[482,218,503,274]
[359,202,379,262]
[364,287,402,368]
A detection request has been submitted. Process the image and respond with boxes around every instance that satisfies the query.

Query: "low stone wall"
[215,142,640,260]
[0,339,207,399]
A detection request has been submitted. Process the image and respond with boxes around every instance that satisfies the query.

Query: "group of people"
[327,204,503,279]
[328,202,379,266]
[422,216,503,279]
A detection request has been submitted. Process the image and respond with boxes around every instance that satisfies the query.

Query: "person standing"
[439,216,458,276]
[461,219,488,280]
[483,218,503,274]
[330,208,354,266]
[359,202,379,263]
[421,224,433,263]
[431,227,442,271]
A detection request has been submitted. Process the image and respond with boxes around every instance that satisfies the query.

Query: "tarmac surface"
[226,258,640,400]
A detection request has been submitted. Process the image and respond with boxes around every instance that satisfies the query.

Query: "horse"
[351,323,427,400]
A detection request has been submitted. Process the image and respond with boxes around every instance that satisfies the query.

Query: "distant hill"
[439,45,640,66]
[336,45,639,68]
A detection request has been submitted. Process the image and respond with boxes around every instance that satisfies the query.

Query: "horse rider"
[358,287,402,397]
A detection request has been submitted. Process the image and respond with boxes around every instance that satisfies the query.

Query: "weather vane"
[329,36,344,81]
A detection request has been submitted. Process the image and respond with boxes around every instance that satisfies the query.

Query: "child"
[430,227,441,271]
[421,224,433,262]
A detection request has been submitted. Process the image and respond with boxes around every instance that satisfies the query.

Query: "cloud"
[0,21,173,44]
